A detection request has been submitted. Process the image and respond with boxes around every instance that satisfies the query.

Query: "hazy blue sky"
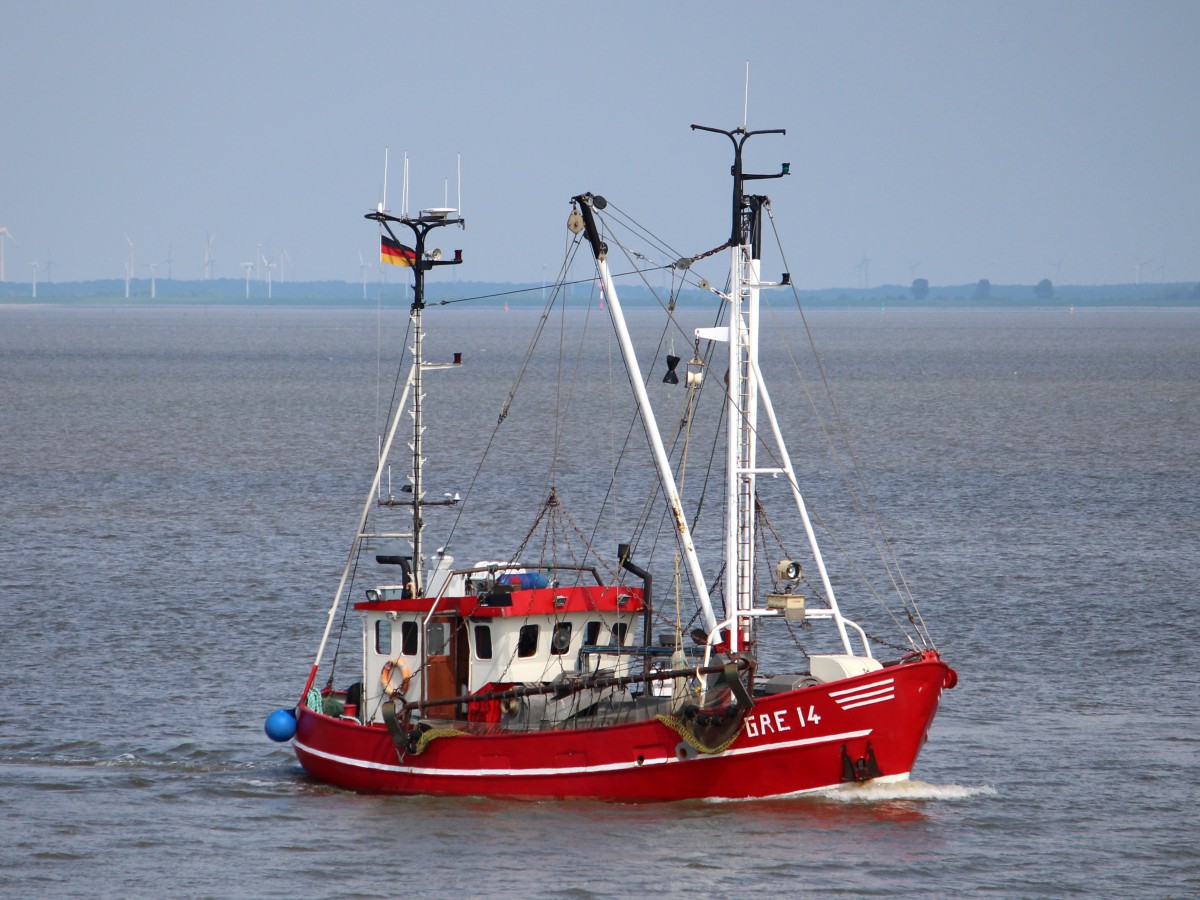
[2,1,1196,288]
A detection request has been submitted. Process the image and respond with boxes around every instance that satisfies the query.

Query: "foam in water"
[817,778,997,803]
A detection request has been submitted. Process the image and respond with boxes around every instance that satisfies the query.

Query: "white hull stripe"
[294,728,873,779]
[839,694,895,710]
[828,677,895,698]
[830,677,895,710]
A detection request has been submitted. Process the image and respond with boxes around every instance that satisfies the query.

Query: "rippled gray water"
[1,304,1196,897]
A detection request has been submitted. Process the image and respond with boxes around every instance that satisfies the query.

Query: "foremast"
[366,207,465,596]
[298,206,464,701]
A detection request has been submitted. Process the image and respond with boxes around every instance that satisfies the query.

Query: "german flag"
[381,234,417,267]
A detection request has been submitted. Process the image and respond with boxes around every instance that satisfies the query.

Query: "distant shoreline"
[1,277,1197,308]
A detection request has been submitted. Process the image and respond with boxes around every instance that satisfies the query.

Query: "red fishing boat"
[266,123,956,800]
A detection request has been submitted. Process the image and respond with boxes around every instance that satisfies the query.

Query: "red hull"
[293,658,949,801]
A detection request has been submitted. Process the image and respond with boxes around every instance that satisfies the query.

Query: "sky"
[1,1,1197,289]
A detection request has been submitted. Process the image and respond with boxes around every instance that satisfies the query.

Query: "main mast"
[691,125,788,651]
[366,206,464,596]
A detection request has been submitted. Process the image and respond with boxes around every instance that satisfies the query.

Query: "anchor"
[841,741,883,782]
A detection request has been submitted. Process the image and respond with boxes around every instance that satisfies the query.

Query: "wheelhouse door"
[423,617,460,719]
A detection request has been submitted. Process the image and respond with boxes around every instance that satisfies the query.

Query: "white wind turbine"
[241,261,254,298]
[146,262,158,299]
[0,227,18,281]
[29,260,39,298]
[165,244,174,280]
[359,251,367,299]
[125,234,136,283]
[260,252,276,299]
[204,233,216,280]
[278,248,291,283]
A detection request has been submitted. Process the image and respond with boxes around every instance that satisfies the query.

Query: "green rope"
[656,714,742,755]
[412,727,466,755]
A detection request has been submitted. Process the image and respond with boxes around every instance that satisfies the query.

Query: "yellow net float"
[380,658,411,696]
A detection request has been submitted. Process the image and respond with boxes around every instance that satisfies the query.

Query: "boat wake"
[817,778,996,803]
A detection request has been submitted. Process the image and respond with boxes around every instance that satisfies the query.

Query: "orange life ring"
[381,658,411,696]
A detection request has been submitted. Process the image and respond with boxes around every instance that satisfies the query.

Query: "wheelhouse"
[349,560,648,728]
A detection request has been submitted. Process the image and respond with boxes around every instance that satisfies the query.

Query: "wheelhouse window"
[375,619,392,655]
[400,621,419,656]
[474,624,493,660]
[427,621,449,657]
[610,622,628,647]
[583,621,602,645]
[550,622,572,655]
[517,624,539,658]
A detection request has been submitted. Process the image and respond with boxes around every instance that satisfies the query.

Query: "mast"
[691,125,788,652]
[693,125,856,656]
[366,206,464,596]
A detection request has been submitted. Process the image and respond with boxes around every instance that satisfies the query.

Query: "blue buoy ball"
[264,708,297,742]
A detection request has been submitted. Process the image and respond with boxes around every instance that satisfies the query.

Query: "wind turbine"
[278,248,291,283]
[241,261,254,299]
[123,261,132,298]
[204,233,216,280]
[855,255,871,289]
[359,251,367,299]
[1132,255,1151,285]
[1049,253,1066,282]
[44,257,54,283]
[261,252,276,299]
[125,234,136,284]
[0,227,17,281]
[165,244,174,280]
[146,262,158,299]
[29,260,39,298]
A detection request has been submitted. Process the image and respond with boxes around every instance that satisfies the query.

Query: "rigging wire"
[761,204,933,647]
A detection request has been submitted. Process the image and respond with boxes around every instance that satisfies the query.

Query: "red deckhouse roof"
[353,584,645,617]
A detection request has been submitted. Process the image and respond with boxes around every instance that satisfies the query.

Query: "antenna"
[457,153,462,217]
[380,147,389,214]
[402,152,410,218]
[743,60,750,130]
